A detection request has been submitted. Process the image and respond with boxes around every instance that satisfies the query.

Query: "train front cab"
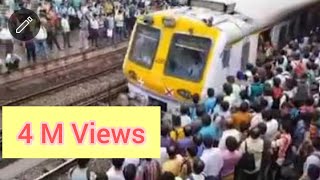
[123,12,224,113]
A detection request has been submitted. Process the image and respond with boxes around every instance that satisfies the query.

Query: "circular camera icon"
[8,8,41,41]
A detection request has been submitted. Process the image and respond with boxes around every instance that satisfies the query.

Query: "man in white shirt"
[61,14,72,48]
[180,105,192,127]
[200,136,223,179]
[250,102,263,129]
[262,110,279,141]
[187,158,205,180]
[106,158,125,180]
[218,122,241,150]
[90,14,99,47]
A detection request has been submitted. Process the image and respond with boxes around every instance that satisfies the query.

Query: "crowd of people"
[0,0,169,73]
[69,27,320,180]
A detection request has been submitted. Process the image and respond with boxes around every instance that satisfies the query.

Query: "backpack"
[238,141,256,171]
[69,167,90,180]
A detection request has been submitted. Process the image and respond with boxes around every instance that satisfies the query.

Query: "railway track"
[34,159,77,180]
[0,45,127,105]
[2,51,126,106]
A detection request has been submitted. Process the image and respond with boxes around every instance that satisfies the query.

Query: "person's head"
[62,14,67,18]
[216,94,224,105]
[207,88,215,98]
[257,122,267,135]
[306,97,315,106]
[184,126,192,137]
[239,122,250,133]
[312,137,320,151]
[77,159,90,169]
[220,101,230,112]
[280,49,287,56]
[112,158,125,170]
[276,67,283,75]
[246,63,254,71]
[203,136,213,149]
[249,127,261,139]
[225,121,234,130]
[186,145,198,158]
[161,124,169,137]
[123,164,137,180]
[225,136,238,152]
[262,110,273,121]
[304,52,310,59]
[280,121,292,134]
[196,105,205,117]
[193,134,202,146]
[172,115,181,127]
[273,77,281,87]
[201,114,211,127]
[227,76,235,84]
[239,102,249,112]
[160,172,175,180]
[252,102,262,113]
[236,71,245,80]
[239,89,248,100]
[223,83,233,95]
[167,145,177,159]
[192,93,200,104]
[193,158,205,175]
[253,75,260,83]
[260,98,269,110]
[180,105,189,115]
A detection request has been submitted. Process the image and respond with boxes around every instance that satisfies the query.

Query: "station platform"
[0,30,121,74]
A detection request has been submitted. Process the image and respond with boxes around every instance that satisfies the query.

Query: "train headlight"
[177,89,192,99]
[143,15,154,25]
[163,17,176,28]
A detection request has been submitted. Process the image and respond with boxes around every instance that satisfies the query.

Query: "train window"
[129,24,160,69]
[241,42,250,71]
[164,33,211,82]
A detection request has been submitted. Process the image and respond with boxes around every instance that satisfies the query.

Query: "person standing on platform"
[61,14,72,48]
[89,14,99,47]
[106,13,115,46]
[46,5,62,51]
[24,39,36,63]
[115,7,125,43]
[35,22,49,60]
[79,14,90,50]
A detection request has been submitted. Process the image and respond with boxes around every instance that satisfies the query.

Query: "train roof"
[151,0,320,43]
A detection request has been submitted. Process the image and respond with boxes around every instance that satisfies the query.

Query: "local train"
[122,0,320,112]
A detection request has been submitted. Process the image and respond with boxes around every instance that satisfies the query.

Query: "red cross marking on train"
[165,87,174,96]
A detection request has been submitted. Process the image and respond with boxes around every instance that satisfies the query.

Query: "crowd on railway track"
[66,27,320,180]
[0,0,172,73]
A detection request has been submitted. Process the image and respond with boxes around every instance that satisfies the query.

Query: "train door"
[278,25,287,49]
[241,40,250,71]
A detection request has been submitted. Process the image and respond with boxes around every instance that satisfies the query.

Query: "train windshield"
[129,24,160,69]
[165,34,211,81]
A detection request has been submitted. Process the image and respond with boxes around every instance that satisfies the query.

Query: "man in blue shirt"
[199,114,219,141]
[204,88,216,115]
